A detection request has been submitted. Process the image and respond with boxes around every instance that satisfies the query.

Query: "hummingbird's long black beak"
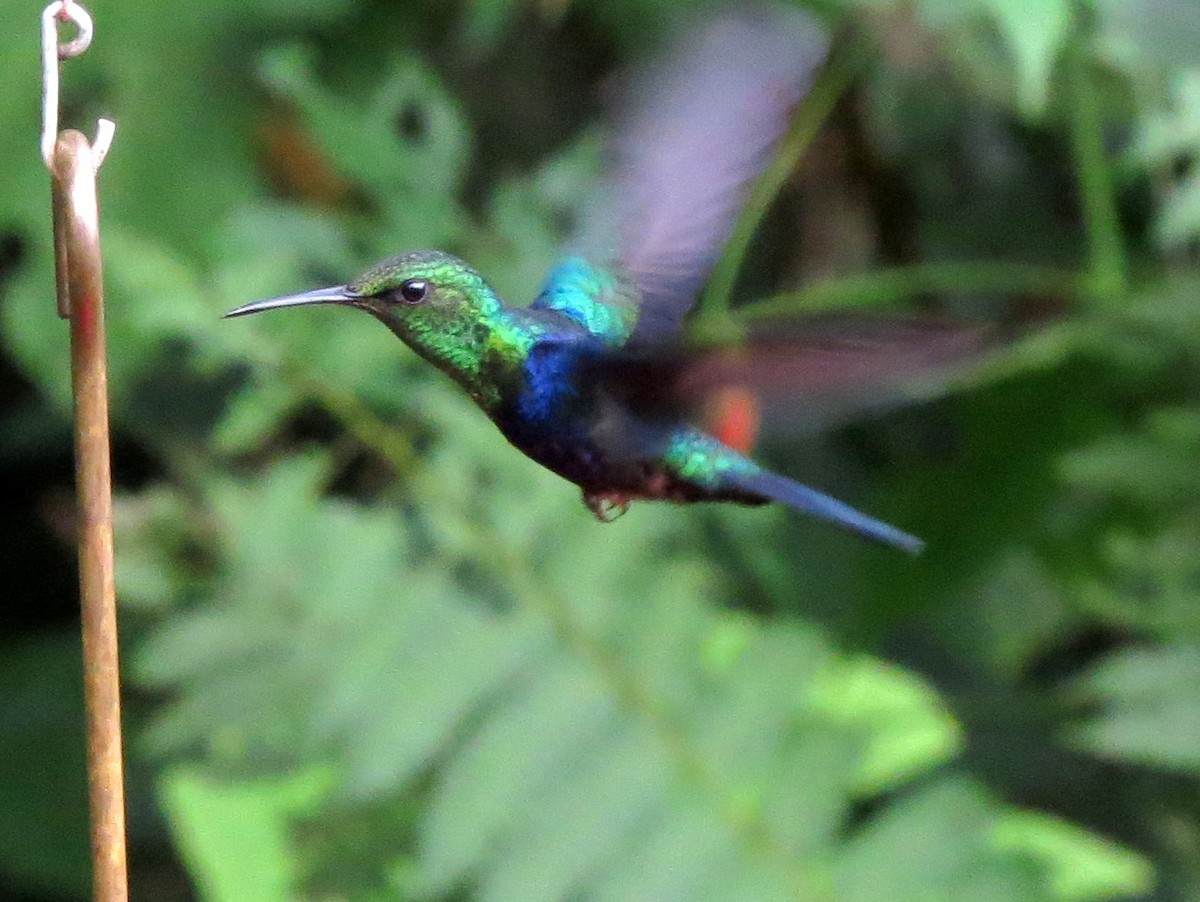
[223,285,361,318]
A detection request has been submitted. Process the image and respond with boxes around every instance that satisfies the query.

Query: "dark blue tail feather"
[724,469,924,554]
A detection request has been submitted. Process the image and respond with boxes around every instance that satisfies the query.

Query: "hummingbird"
[226,7,946,553]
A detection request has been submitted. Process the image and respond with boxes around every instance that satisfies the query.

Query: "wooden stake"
[52,127,129,902]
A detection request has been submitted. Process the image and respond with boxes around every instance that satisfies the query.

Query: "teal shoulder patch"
[532,257,638,345]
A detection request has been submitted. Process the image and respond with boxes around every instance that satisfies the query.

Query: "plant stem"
[1065,23,1128,303]
[731,261,1084,324]
[694,33,869,328]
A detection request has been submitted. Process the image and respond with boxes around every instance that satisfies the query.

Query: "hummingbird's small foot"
[583,491,630,522]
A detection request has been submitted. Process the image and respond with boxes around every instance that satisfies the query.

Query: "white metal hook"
[41,1,115,172]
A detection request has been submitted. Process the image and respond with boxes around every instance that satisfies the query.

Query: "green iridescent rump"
[661,428,759,488]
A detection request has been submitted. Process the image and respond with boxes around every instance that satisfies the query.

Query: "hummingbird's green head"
[344,250,499,321]
[225,250,509,384]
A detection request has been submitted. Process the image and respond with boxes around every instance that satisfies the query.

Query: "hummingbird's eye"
[397,279,429,304]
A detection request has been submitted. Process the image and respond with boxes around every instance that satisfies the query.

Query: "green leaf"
[1097,0,1200,72]
[915,0,1073,116]
[1062,407,1200,509]
[457,0,521,53]
[837,777,1046,902]
[159,766,333,902]
[211,376,302,454]
[981,0,1072,116]
[1069,643,1200,771]
[994,810,1155,901]
[1071,526,1200,637]
[1129,69,1200,246]
[136,455,1022,902]
[113,485,205,611]
[811,654,963,794]
[258,46,469,251]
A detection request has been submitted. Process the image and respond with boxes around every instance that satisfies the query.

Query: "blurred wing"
[533,6,829,344]
[590,315,993,437]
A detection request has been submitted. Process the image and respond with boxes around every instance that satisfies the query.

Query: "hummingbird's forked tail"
[721,468,924,554]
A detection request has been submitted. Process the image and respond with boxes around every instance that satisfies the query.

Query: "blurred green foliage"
[3,0,1200,899]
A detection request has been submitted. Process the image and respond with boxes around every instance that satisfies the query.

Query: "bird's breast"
[509,340,595,425]
[487,342,610,479]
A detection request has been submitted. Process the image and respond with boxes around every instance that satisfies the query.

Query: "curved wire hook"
[41,0,115,171]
